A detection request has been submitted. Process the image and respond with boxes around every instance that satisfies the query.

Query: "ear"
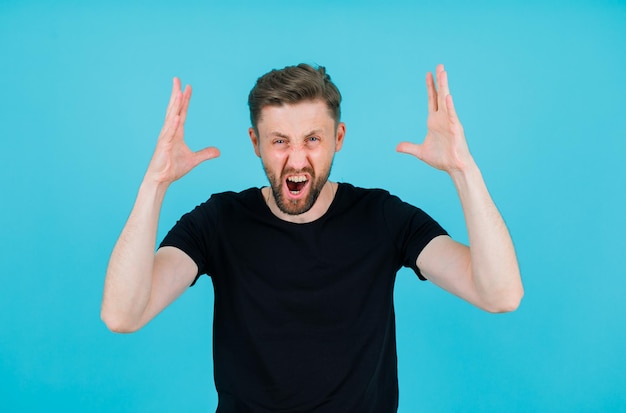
[334,122,346,152]
[248,127,261,157]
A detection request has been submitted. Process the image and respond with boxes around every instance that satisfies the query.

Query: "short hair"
[248,63,342,131]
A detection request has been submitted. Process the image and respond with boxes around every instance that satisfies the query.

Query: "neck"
[263,181,337,224]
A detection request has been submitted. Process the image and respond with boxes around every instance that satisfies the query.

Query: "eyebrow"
[268,129,324,139]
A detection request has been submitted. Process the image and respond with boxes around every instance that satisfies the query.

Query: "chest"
[208,213,400,335]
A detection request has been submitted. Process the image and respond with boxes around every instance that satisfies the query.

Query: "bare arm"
[397,65,523,313]
[101,78,220,332]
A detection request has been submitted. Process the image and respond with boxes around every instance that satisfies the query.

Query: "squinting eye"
[308,136,319,142]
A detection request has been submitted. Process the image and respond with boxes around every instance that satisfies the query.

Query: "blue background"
[1,1,625,411]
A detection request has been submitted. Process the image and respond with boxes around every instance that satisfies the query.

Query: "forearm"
[450,160,523,312]
[101,179,169,332]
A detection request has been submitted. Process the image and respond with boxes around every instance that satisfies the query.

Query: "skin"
[248,101,345,223]
[397,65,523,312]
[101,65,523,333]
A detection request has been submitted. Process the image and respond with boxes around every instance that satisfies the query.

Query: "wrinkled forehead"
[256,100,337,136]
[257,99,337,132]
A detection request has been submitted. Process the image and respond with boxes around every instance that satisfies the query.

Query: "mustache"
[281,167,314,177]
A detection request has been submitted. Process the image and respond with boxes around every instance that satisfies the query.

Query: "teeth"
[287,175,307,183]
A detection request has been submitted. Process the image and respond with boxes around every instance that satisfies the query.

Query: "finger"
[426,71,437,112]
[396,141,423,159]
[164,89,183,126]
[445,94,459,123]
[437,67,451,111]
[192,146,221,167]
[165,77,182,119]
[179,84,193,125]
[160,89,181,134]
[158,114,181,143]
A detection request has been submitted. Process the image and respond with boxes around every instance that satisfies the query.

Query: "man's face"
[249,100,345,216]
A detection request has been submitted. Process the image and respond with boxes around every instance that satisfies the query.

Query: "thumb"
[192,146,221,166]
[396,142,423,159]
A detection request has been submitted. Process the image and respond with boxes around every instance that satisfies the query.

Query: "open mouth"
[286,175,308,196]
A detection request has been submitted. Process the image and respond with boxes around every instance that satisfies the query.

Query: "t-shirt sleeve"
[383,194,448,280]
[159,199,215,285]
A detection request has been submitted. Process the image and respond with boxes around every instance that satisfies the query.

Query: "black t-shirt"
[160,183,447,412]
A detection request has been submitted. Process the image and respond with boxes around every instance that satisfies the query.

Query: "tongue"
[287,180,306,192]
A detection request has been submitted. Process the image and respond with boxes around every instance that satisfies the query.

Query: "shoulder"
[175,188,262,226]
[337,182,394,201]
[332,183,424,225]
[336,182,408,210]
[210,187,260,204]
[335,183,438,226]
[192,187,261,211]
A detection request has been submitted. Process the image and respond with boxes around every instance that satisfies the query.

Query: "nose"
[286,146,308,170]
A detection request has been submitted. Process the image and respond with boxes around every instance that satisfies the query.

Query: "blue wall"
[1,1,625,411]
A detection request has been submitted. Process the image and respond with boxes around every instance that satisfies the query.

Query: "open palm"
[147,78,220,185]
[397,64,472,174]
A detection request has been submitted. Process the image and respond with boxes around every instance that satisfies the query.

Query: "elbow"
[483,287,524,314]
[100,309,142,334]
[484,298,521,314]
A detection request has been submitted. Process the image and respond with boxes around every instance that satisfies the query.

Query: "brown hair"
[248,63,342,131]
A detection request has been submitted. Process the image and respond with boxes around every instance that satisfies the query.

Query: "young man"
[101,64,523,412]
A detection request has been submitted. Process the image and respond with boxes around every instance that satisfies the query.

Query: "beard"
[264,164,332,216]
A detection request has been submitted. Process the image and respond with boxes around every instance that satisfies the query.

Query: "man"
[101,63,523,412]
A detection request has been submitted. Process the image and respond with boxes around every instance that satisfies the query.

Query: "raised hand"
[146,78,220,185]
[396,64,472,174]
